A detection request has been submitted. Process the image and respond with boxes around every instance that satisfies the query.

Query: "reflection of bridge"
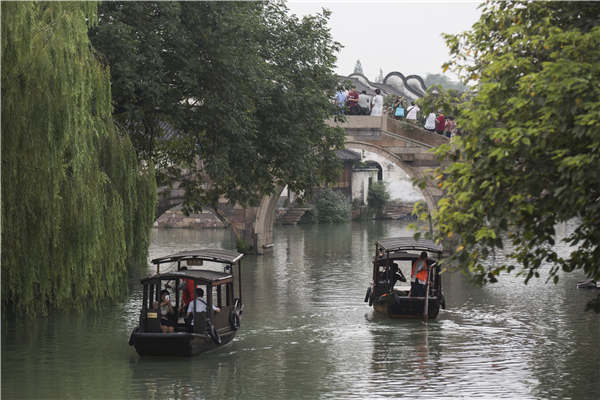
[157,115,447,254]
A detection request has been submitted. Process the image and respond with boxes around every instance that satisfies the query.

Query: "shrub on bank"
[315,189,350,223]
[368,182,390,218]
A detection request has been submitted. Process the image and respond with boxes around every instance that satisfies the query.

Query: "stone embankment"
[155,201,416,229]
[154,207,225,229]
[381,201,417,220]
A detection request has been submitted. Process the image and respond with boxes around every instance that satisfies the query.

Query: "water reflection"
[2,222,599,399]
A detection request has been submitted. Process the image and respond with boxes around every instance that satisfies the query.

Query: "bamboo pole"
[423,264,431,322]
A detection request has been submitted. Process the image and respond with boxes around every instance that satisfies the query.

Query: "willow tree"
[1,2,156,316]
[426,1,600,311]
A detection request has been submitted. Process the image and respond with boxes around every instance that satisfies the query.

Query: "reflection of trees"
[526,274,600,399]
[2,310,136,398]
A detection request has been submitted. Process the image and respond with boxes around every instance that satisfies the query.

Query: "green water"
[2,221,599,399]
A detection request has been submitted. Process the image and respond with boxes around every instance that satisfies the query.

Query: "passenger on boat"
[388,262,406,289]
[185,287,220,330]
[156,289,176,333]
[410,252,429,297]
[179,267,195,310]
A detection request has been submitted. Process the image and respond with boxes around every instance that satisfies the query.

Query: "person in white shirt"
[370,88,384,116]
[186,287,220,326]
[406,102,420,121]
[424,112,436,131]
[358,90,371,115]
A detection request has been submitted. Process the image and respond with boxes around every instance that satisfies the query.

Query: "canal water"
[2,221,599,399]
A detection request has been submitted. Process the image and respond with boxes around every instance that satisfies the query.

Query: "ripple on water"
[2,223,599,400]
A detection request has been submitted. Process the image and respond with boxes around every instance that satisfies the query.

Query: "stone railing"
[326,114,448,148]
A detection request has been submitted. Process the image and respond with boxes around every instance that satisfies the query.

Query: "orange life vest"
[411,259,429,284]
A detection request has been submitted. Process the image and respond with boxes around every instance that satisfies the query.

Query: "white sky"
[287,1,483,80]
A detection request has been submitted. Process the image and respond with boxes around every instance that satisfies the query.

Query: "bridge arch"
[250,140,441,254]
[156,134,442,254]
[344,140,438,213]
[252,186,284,252]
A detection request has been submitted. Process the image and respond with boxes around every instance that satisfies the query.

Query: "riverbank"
[155,200,418,229]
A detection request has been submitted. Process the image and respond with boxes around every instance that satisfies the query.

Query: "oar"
[423,272,430,322]
[423,262,435,322]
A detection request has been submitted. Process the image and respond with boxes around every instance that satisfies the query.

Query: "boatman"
[410,251,429,297]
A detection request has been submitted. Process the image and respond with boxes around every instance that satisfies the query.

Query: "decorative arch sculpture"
[342,71,428,99]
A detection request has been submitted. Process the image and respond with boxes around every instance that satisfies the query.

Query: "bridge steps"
[277,207,312,225]
[382,202,417,220]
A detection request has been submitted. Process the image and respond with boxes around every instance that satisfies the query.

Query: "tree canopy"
[2,2,156,315]
[427,0,600,311]
[90,1,345,212]
[416,84,464,119]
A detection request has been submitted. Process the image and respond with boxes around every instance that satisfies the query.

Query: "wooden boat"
[129,249,245,356]
[364,237,445,320]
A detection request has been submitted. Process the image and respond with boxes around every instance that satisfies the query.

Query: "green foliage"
[90,2,345,210]
[430,1,600,311]
[236,238,253,255]
[1,2,156,316]
[416,84,464,119]
[315,189,350,223]
[367,182,390,218]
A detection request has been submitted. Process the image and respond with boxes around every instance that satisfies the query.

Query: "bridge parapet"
[326,114,448,148]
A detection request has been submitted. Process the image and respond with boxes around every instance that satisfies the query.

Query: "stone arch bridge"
[157,115,447,254]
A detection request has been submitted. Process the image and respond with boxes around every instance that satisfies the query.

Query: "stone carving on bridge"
[338,71,428,100]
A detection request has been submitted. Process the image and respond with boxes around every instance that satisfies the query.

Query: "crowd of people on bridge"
[422,110,457,138]
[334,85,459,138]
[392,99,458,138]
[335,86,383,116]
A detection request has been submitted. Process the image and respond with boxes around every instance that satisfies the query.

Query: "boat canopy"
[151,249,243,265]
[141,269,232,285]
[376,237,443,254]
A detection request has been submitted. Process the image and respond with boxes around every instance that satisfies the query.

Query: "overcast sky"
[287,1,483,81]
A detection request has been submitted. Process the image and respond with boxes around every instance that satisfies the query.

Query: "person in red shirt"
[435,111,445,135]
[347,86,360,115]
[179,267,195,310]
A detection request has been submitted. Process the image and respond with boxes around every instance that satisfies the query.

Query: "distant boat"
[576,279,600,289]
[364,237,445,320]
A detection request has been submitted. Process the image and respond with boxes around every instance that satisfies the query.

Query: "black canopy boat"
[364,237,445,320]
[129,249,244,356]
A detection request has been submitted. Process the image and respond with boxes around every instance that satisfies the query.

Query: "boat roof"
[141,269,232,284]
[376,237,443,254]
[151,249,243,265]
